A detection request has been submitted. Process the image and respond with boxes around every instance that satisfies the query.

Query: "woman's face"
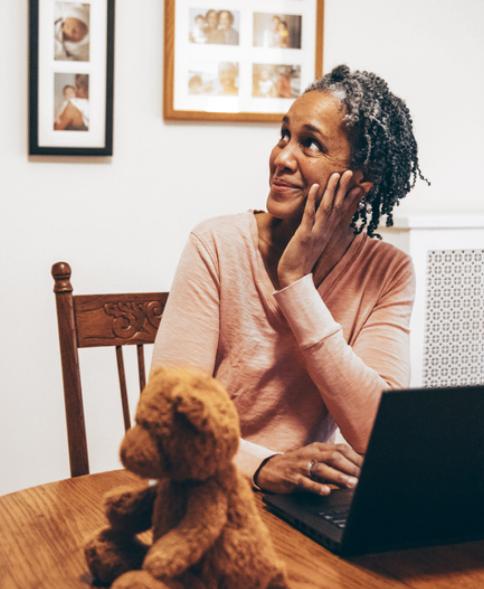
[206,11,218,28]
[218,11,232,29]
[218,64,236,89]
[268,91,352,220]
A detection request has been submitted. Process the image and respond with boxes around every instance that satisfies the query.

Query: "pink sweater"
[152,212,415,477]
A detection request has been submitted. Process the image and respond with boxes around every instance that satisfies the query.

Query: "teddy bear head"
[119,366,240,482]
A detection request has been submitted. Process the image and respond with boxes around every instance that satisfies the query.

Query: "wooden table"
[1,471,483,589]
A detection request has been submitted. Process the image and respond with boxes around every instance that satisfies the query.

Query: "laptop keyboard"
[318,508,350,529]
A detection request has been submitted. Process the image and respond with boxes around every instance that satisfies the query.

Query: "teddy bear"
[84,366,289,589]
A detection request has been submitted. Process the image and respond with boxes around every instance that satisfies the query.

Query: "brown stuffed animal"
[85,366,289,589]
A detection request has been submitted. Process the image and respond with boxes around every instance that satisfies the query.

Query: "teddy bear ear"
[174,390,215,434]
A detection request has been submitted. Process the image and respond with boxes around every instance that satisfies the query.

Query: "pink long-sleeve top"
[151,211,415,478]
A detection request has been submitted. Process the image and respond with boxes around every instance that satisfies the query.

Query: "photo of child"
[252,64,301,99]
[188,62,239,96]
[188,8,240,45]
[54,73,90,131]
[253,13,302,49]
[54,2,90,61]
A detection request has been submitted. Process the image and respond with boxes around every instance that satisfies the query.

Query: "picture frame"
[29,0,115,156]
[163,0,324,122]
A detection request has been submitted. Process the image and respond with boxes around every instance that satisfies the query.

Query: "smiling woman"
[262,91,366,289]
[151,64,429,496]
[269,92,356,217]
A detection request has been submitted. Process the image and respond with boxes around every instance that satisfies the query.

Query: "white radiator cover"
[424,249,484,387]
[379,216,484,388]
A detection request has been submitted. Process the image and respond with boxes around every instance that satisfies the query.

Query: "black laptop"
[263,385,484,556]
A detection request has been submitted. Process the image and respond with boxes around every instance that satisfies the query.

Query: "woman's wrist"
[252,454,280,491]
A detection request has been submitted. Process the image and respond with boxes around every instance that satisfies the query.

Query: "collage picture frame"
[29,0,115,156]
[164,0,324,122]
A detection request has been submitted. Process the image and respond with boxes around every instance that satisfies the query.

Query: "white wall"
[1,0,483,495]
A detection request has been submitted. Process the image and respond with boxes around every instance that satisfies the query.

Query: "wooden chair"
[51,261,169,477]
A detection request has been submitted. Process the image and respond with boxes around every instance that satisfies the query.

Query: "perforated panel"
[424,249,484,387]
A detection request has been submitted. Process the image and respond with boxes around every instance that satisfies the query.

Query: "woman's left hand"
[277,170,363,288]
[255,442,363,495]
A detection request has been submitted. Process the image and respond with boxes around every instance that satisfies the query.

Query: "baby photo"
[188,8,240,45]
[54,2,90,61]
[188,62,239,96]
[253,13,302,49]
[54,73,90,131]
[252,64,301,98]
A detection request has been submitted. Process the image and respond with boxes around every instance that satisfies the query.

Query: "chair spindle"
[137,344,146,392]
[115,346,131,431]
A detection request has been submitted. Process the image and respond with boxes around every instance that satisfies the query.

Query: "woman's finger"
[324,451,362,478]
[335,443,364,467]
[310,462,358,489]
[311,447,361,477]
[318,172,340,214]
[311,441,363,466]
[307,444,363,475]
[300,183,319,231]
[294,472,332,496]
[333,170,354,209]
[296,459,333,495]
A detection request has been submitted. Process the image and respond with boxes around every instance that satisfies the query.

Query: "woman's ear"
[353,170,374,195]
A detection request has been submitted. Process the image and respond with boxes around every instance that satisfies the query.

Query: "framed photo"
[163,0,324,122]
[29,0,115,156]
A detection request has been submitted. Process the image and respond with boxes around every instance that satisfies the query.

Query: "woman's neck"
[260,213,301,252]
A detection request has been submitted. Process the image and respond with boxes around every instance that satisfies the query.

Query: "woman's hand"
[255,442,363,495]
[277,170,363,288]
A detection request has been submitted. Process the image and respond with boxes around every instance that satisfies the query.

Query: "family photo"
[188,61,239,96]
[188,8,240,45]
[53,72,90,130]
[252,64,300,98]
[253,13,302,49]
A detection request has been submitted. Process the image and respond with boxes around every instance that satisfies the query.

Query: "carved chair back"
[51,261,168,477]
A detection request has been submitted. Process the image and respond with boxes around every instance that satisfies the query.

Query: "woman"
[217,62,238,96]
[152,65,429,495]
[275,67,293,98]
[277,20,290,48]
[217,10,239,45]
[204,9,220,44]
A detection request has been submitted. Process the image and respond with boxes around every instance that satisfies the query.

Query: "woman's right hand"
[255,442,363,495]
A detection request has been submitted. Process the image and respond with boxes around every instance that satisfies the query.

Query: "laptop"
[263,385,484,556]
